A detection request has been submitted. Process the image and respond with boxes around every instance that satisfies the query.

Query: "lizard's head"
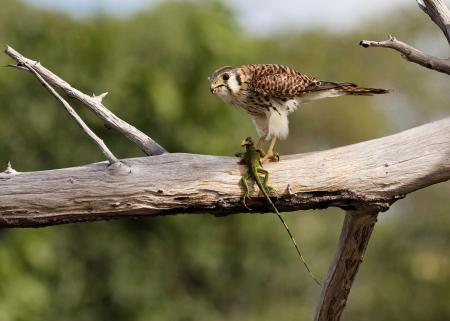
[240,137,254,147]
[208,66,242,102]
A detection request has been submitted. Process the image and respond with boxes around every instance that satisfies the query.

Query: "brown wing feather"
[242,64,389,98]
[244,64,319,98]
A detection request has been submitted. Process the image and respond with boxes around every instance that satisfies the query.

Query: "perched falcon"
[209,64,389,161]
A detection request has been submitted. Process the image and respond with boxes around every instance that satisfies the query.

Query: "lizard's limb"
[240,172,252,210]
[257,168,277,197]
[242,140,321,287]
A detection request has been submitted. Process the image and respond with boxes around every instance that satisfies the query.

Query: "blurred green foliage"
[0,1,449,320]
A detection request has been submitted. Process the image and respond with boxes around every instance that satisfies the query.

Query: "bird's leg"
[262,137,280,162]
[256,137,266,156]
[267,137,277,156]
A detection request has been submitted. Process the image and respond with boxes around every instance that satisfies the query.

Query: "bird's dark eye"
[222,73,230,81]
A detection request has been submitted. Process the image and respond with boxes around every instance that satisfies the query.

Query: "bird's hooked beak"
[209,79,224,94]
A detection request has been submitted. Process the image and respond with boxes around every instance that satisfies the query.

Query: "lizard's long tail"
[255,177,322,286]
[271,207,323,287]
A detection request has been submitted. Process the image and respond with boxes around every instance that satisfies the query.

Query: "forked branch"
[360,0,450,75]
[23,61,119,165]
[4,46,167,156]
[360,36,450,75]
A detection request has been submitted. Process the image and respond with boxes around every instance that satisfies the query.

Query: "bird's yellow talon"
[269,153,280,162]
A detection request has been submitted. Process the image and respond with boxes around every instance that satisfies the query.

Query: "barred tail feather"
[298,81,390,103]
[334,82,390,96]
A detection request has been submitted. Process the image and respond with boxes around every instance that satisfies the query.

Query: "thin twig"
[24,61,119,165]
[4,46,167,156]
[6,63,28,71]
[359,35,450,75]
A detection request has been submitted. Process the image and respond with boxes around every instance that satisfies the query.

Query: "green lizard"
[238,137,322,287]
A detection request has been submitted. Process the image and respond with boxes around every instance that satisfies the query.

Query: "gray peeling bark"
[1,118,449,228]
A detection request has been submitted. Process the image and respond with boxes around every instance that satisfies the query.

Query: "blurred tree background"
[0,0,449,320]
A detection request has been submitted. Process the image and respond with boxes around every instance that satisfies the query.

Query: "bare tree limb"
[357,4,450,318]
[314,209,379,321]
[360,0,450,75]
[4,46,167,156]
[418,0,450,44]
[359,36,450,75]
[23,61,120,165]
[0,118,448,228]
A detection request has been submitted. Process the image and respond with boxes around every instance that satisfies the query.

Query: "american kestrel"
[209,64,389,161]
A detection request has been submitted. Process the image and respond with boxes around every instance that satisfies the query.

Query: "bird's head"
[208,66,241,101]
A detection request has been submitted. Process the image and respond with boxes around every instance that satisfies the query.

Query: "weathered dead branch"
[5,46,167,156]
[360,0,450,75]
[23,61,120,165]
[360,35,450,75]
[314,209,379,321]
[418,0,450,44]
[1,118,448,228]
